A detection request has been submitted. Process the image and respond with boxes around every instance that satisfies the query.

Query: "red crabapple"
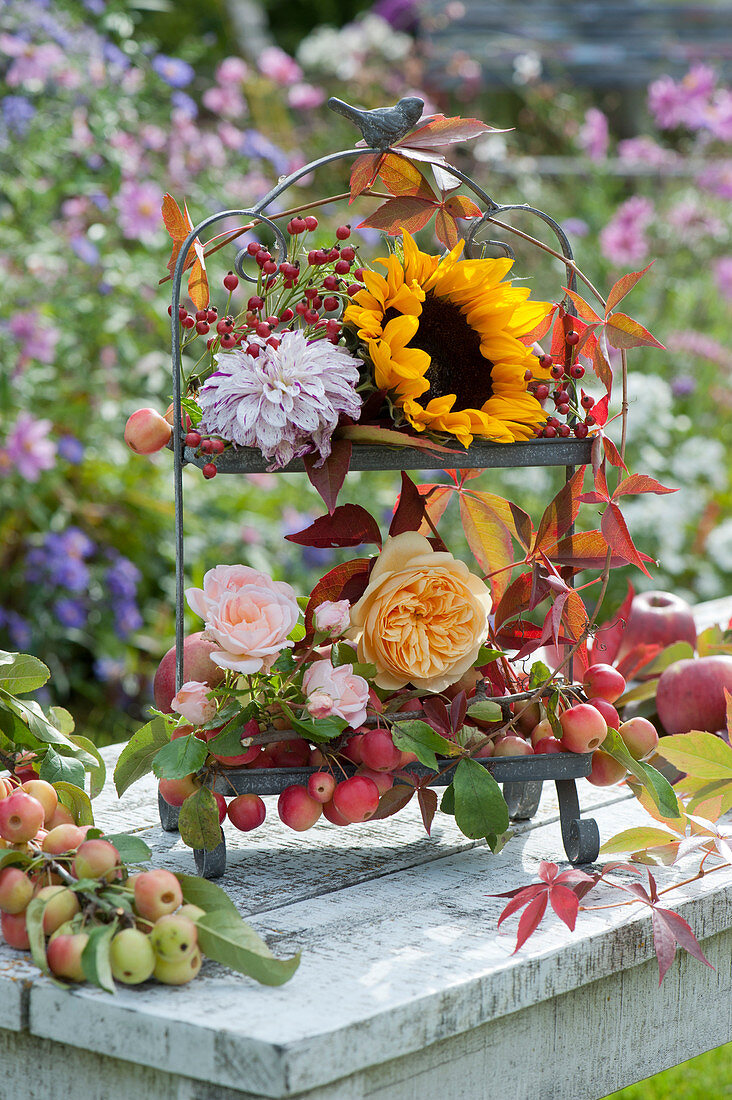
[0,790,45,843]
[492,735,534,757]
[587,750,627,787]
[618,717,659,761]
[322,799,350,826]
[124,408,172,454]
[227,794,266,831]
[42,824,87,855]
[158,775,199,807]
[20,780,57,824]
[269,739,311,768]
[46,933,89,982]
[45,803,75,829]
[1,910,29,949]
[72,839,121,883]
[359,729,401,772]
[533,737,564,754]
[213,791,227,824]
[307,772,336,803]
[586,697,620,730]
[332,776,379,823]
[133,870,183,922]
[559,704,608,753]
[0,867,33,914]
[109,928,156,985]
[530,718,555,747]
[277,786,322,831]
[582,663,626,704]
[355,766,394,794]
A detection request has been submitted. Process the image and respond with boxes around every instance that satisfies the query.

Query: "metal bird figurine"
[327,96,424,151]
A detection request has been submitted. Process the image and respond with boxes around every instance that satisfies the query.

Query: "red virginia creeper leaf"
[514,891,549,952]
[390,472,428,537]
[601,503,653,577]
[590,580,635,665]
[418,484,453,535]
[359,196,437,236]
[602,435,627,470]
[304,559,371,636]
[651,908,677,983]
[548,884,580,930]
[396,114,504,149]
[417,787,438,835]
[459,494,515,604]
[338,423,462,456]
[653,907,714,973]
[444,194,482,218]
[591,342,614,394]
[591,393,610,427]
[434,206,460,249]
[494,883,546,920]
[286,505,382,549]
[605,312,665,351]
[349,152,383,201]
[562,289,603,324]
[615,643,663,681]
[605,262,654,314]
[494,572,533,632]
[303,439,352,515]
[612,474,676,500]
[532,467,586,554]
[378,153,436,198]
[371,784,415,820]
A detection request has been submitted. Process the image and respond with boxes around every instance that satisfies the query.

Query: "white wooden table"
[2,594,731,1100]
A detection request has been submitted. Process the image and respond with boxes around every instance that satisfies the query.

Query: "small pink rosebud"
[306,690,335,720]
[313,600,351,637]
[170,681,217,726]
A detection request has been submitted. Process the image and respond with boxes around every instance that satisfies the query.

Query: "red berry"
[304,308,319,325]
[545,416,559,428]
[290,216,306,234]
[551,364,564,380]
[311,295,322,309]
[332,776,379,824]
[228,794,266,831]
[247,295,264,311]
[304,215,318,231]
[307,772,336,803]
[280,308,294,323]
[323,296,339,312]
[334,259,350,275]
[206,337,215,349]
[255,322,271,339]
[266,337,280,349]
[585,413,596,425]
[213,791,227,825]
[178,306,188,320]
[206,308,218,322]
[195,320,210,335]
[535,383,550,400]
[335,225,351,240]
[246,342,261,357]
[195,309,208,321]
[220,333,237,349]
[581,393,595,410]
[210,439,225,454]
[353,267,365,281]
[574,423,589,438]
[544,425,557,438]
[557,402,570,415]
[184,432,201,448]
[566,330,580,346]
[570,363,585,379]
[265,315,279,327]
[201,439,214,453]
[558,423,571,437]
[325,319,341,333]
[216,317,234,334]
[524,370,533,381]
[346,283,362,296]
[182,315,195,329]
[340,246,356,262]
[539,353,553,369]
[322,275,339,291]
[202,462,217,479]
[246,241,261,256]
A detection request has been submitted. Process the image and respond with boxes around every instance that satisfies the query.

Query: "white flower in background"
[297,16,410,79]
[197,330,362,470]
[513,52,542,85]
[705,519,732,574]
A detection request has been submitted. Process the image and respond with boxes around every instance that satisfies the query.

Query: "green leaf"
[102,834,152,864]
[655,731,732,781]
[206,709,257,756]
[0,849,32,870]
[49,706,75,735]
[440,783,455,815]
[391,720,459,771]
[196,910,300,986]
[81,922,118,994]
[467,700,503,723]
[0,690,94,763]
[176,873,241,919]
[614,679,659,707]
[476,646,503,666]
[528,661,551,690]
[54,781,95,826]
[114,717,170,796]
[599,826,678,855]
[24,895,50,975]
[178,787,221,851]
[69,735,106,799]
[288,714,348,743]
[0,651,50,695]
[331,642,358,665]
[152,734,208,780]
[453,758,509,840]
[601,728,680,818]
[639,641,695,678]
[39,747,85,790]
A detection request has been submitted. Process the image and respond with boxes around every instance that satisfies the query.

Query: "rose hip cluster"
[0,777,205,986]
[526,339,597,440]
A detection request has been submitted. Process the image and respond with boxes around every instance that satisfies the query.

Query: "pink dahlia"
[197,329,362,469]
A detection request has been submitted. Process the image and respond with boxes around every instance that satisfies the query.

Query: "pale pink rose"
[306,689,335,720]
[171,681,217,725]
[207,588,300,673]
[186,564,296,622]
[314,599,351,637]
[302,661,369,729]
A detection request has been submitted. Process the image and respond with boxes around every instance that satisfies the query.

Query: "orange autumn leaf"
[161,194,209,311]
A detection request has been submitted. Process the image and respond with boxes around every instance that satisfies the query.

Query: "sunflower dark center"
[385,295,494,410]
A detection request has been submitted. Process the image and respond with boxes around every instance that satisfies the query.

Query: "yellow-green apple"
[618,717,659,760]
[559,704,608,753]
[110,928,156,984]
[656,655,732,735]
[153,946,202,985]
[587,751,627,786]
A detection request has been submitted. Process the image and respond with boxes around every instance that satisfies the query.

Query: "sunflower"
[344,230,554,447]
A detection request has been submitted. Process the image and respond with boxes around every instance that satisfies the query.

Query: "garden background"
[1,0,731,752]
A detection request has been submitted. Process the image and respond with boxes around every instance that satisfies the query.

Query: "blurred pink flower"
[713,257,732,300]
[698,161,732,200]
[302,661,369,728]
[578,107,609,160]
[287,83,326,111]
[617,137,678,169]
[6,43,65,88]
[9,312,60,365]
[2,414,56,482]
[648,64,718,131]
[599,196,654,266]
[216,57,250,84]
[257,46,302,87]
[202,84,245,119]
[117,180,162,240]
[667,330,732,369]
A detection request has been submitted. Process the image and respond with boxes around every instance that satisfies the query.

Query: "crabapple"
[587,750,627,787]
[355,766,394,794]
[1,910,29,949]
[341,734,364,764]
[20,780,57,824]
[332,776,379,823]
[154,946,202,985]
[158,774,199,807]
[583,663,626,704]
[559,704,608,753]
[153,632,225,713]
[45,803,75,829]
[359,729,401,772]
[46,933,89,982]
[309,747,325,767]
[269,738,310,768]
[492,735,533,757]
[150,914,197,961]
[277,786,322,831]
[514,700,542,737]
[124,408,172,454]
[42,823,86,854]
[473,740,494,758]
[618,717,659,761]
[205,719,261,766]
[213,791,227,824]
[586,697,620,730]
[533,737,564,754]
[227,794,266,831]
[36,886,81,934]
[177,904,205,922]
[322,799,350,826]
[307,772,336,803]
[530,718,555,747]
[0,790,45,843]
[72,839,121,883]
[133,870,183,922]
[0,867,33,914]
[397,750,419,766]
[109,928,156,985]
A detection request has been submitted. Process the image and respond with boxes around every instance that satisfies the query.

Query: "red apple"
[655,656,732,736]
[124,408,172,454]
[586,697,620,731]
[614,590,697,665]
[153,632,226,713]
[559,704,607,753]
[492,735,533,757]
[587,750,627,787]
[533,737,563,754]
[582,664,626,704]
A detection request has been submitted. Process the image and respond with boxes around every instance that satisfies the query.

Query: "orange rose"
[349,532,492,692]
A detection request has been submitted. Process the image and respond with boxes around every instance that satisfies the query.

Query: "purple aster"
[197,330,362,470]
[70,235,100,264]
[103,42,129,70]
[3,413,56,482]
[671,375,696,398]
[371,0,419,32]
[240,129,290,174]
[9,311,60,364]
[561,218,589,239]
[58,527,95,559]
[105,556,141,600]
[2,95,36,136]
[171,91,198,118]
[3,610,32,650]
[114,600,143,638]
[57,435,85,464]
[94,656,125,682]
[699,162,732,200]
[116,180,162,240]
[152,54,195,88]
[54,597,87,629]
